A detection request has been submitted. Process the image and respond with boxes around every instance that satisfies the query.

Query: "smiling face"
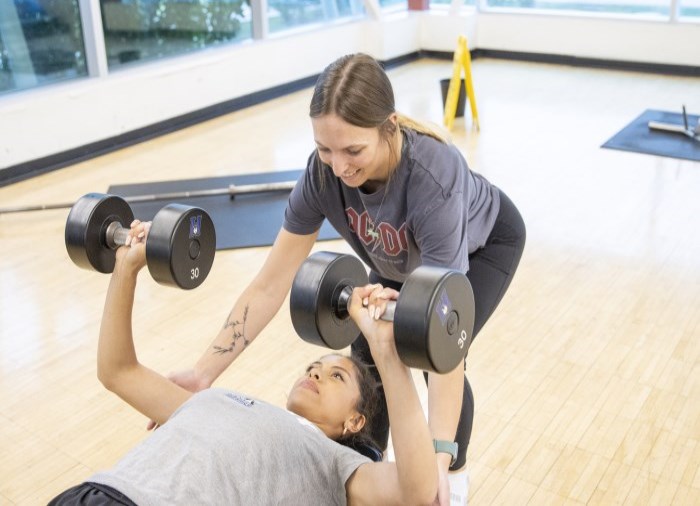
[286,354,366,440]
[312,114,399,192]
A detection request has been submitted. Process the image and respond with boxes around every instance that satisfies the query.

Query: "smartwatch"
[433,439,458,466]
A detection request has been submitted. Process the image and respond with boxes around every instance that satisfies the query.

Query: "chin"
[341,179,363,189]
[286,399,300,415]
[286,392,308,415]
[340,173,365,188]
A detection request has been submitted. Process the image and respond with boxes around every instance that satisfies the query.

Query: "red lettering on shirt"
[345,207,408,257]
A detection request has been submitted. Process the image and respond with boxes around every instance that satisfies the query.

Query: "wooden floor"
[1,58,699,505]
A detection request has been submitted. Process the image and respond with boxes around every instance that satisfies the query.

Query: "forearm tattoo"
[213,305,250,354]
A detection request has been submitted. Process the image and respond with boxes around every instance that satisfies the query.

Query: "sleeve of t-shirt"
[283,152,326,235]
[333,445,371,506]
[408,146,470,272]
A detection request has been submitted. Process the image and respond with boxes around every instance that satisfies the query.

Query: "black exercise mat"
[601,109,700,162]
[108,169,341,250]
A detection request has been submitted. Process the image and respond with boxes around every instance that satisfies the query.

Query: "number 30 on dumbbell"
[65,193,216,289]
[290,252,475,374]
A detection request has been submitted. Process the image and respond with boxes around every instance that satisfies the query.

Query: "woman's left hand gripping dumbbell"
[115,220,152,276]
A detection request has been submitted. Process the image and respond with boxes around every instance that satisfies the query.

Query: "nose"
[328,154,350,177]
[309,371,320,381]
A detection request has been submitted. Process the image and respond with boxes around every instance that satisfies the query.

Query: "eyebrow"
[331,365,352,375]
[308,361,353,377]
[314,141,366,150]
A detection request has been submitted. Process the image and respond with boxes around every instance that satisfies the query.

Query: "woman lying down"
[49,220,440,506]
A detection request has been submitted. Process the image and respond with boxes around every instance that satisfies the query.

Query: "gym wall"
[1,9,698,180]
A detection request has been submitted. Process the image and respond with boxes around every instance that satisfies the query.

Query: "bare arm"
[190,228,318,388]
[427,366,464,471]
[346,287,438,506]
[97,222,193,425]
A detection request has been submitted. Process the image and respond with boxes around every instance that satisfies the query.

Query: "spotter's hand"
[361,283,400,320]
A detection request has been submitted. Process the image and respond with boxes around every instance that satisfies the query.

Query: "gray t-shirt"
[284,128,500,281]
[89,388,370,506]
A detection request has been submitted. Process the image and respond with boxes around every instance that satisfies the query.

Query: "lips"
[342,167,361,181]
[299,379,319,394]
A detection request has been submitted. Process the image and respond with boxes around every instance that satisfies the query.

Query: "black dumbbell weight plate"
[394,267,475,373]
[290,251,369,349]
[65,193,134,273]
[146,204,216,290]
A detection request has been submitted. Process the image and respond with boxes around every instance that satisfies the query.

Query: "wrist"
[113,260,141,280]
[433,439,458,469]
[193,364,216,390]
[436,452,452,471]
[370,343,402,369]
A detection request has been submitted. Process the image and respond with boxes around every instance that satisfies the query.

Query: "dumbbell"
[65,193,216,289]
[289,252,475,373]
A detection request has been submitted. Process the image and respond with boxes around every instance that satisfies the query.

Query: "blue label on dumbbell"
[189,215,202,238]
[435,288,452,326]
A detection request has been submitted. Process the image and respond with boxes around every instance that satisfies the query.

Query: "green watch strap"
[433,439,458,466]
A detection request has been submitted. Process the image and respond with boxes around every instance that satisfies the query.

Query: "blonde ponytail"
[396,113,452,144]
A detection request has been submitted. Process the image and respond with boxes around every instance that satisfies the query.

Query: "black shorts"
[47,482,136,506]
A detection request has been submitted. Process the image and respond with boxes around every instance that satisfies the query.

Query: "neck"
[361,179,384,194]
[315,420,339,439]
[289,408,336,438]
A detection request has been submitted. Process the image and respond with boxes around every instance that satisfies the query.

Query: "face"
[286,354,365,439]
[312,114,394,190]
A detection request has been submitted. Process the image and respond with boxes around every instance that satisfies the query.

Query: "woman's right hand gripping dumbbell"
[347,284,401,365]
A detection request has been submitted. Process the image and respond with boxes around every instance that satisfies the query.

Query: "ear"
[381,113,399,140]
[345,413,366,435]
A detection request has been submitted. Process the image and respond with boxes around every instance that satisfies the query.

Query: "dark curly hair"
[330,353,383,461]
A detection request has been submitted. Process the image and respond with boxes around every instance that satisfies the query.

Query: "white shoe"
[448,468,469,506]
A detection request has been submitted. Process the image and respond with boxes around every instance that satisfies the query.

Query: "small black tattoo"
[214,305,250,354]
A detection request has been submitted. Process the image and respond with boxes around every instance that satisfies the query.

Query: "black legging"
[351,188,526,470]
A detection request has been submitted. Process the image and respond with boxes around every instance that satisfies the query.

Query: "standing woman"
[169,53,526,504]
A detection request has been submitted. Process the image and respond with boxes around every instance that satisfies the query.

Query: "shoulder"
[345,461,403,506]
[402,130,467,196]
[404,128,463,167]
[332,442,374,491]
